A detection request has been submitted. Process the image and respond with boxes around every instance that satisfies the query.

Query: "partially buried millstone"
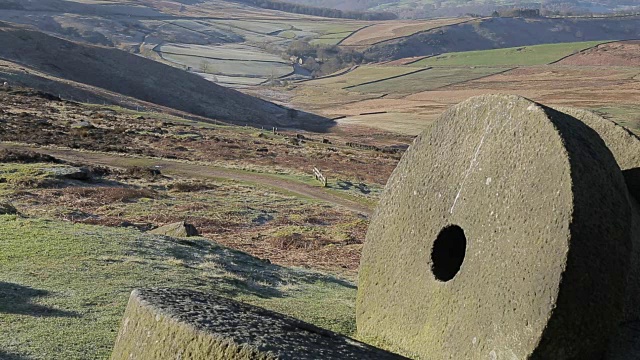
[110,288,407,360]
[357,95,632,359]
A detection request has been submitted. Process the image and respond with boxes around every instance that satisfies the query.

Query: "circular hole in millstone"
[431,225,467,282]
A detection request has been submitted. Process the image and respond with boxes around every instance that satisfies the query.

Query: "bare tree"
[200,61,209,74]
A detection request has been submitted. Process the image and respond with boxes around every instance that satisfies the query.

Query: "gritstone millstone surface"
[110,288,407,360]
[356,95,632,360]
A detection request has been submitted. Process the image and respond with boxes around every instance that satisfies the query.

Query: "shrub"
[167,181,218,193]
[124,166,161,180]
[268,231,328,250]
[0,149,60,164]
[62,187,156,205]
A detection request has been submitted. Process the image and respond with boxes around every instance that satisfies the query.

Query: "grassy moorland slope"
[0,215,357,359]
[0,22,330,130]
[0,84,408,358]
[252,0,639,17]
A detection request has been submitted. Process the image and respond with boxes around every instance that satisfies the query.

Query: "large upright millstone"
[554,106,640,322]
[111,288,407,360]
[357,95,632,360]
[556,107,640,202]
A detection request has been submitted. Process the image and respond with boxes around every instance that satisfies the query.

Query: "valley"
[1,0,637,89]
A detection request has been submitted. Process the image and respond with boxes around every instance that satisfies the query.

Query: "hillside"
[0,80,409,357]
[2,0,638,86]
[364,16,640,60]
[556,40,640,66]
[286,38,640,135]
[410,41,604,66]
[0,22,331,130]
[253,0,640,18]
[1,1,639,359]
[0,0,372,85]
[0,214,358,359]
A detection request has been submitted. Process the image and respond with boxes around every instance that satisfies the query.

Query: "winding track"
[0,143,373,215]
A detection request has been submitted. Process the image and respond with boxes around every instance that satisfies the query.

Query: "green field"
[349,66,511,94]
[309,66,419,89]
[204,19,363,43]
[160,53,292,78]
[196,20,284,43]
[337,112,436,135]
[279,30,298,39]
[311,37,343,45]
[165,19,243,41]
[411,41,605,67]
[310,31,354,45]
[159,43,287,62]
[215,20,291,34]
[210,74,268,86]
[278,21,365,35]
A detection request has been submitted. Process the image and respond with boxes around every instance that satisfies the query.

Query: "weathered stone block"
[150,221,199,237]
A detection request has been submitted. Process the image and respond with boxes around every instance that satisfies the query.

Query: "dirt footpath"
[0,143,373,216]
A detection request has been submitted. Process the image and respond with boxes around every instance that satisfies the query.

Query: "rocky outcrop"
[149,221,199,238]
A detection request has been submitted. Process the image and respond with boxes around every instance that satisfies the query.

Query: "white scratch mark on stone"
[450,117,493,214]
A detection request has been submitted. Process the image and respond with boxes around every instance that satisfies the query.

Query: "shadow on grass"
[130,235,356,299]
[334,180,371,194]
[0,282,80,318]
[0,349,32,360]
